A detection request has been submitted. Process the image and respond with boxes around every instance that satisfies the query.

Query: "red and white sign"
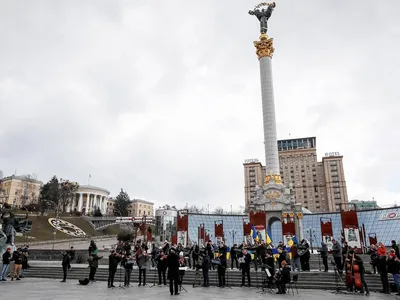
[379,211,400,221]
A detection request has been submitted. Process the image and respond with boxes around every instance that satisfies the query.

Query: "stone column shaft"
[78,193,83,212]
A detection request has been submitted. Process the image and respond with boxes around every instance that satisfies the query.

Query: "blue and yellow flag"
[250,225,259,242]
[287,236,298,247]
[266,228,273,244]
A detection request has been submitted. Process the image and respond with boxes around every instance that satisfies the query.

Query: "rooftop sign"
[325,152,340,157]
[379,212,400,221]
[244,158,259,163]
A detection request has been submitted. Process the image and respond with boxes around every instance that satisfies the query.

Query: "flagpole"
[88,174,91,185]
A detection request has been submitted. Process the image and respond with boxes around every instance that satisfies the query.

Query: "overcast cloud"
[1,0,400,211]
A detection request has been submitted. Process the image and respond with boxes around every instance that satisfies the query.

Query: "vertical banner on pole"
[320,217,333,251]
[249,211,266,244]
[340,203,362,253]
[368,233,377,246]
[215,220,224,245]
[205,229,210,243]
[281,212,296,247]
[177,210,189,247]
[198,224,205,246]
[243,219,252,244]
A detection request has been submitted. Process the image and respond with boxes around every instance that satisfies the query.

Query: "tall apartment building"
[244,137,348,212]
[0,175,42,208]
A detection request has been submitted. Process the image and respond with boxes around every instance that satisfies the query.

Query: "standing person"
[185,244,192,269]
[150,244,157,268]
[367,244,378,274]
[123,251,134,286]
[88,249,103,282]
[156,249,167,285]
[298,239,310,271]
[342,241,349,269]
[20,245,29,278]
[60,250,71,282]
[230,244,239,269]
[217,249,227,287]
[206,240,214,270]
[345,249,370,295]
[318,242,329,272]
[331,239,343,274]
[108,250,121,288]
[240,249,252,287]
[290,242,300,271]
[202,253,210,287]
[376,242,389,294]
[136,246,149,286]
[191,243,199,270]
[166,248,180,295]
[387,251,400,296]
[11,248,23,281]
[391,240,400,259]
[88,240,97,256]
[0,247,12,281]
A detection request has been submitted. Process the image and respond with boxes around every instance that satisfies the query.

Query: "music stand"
[224,267,232,289]
[117,263,126,289]
[330,260,347,295]
[179,267,188,293]
[149,266,158,287]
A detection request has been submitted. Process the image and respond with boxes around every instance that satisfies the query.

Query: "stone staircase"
[24,266,393,291]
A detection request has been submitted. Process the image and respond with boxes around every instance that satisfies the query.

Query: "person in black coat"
[217,252,227,287]
[60,250,71,282]
[206,241,214,270]
[156,249,168,285]
[202,254,210,287]
[191,243,200,269]
[123,251,134,286]
[108,250,121,288]
[240,249,252,287]
[275,261,291,294]
[230,244,239,269]
[167,248,180,295]
[318,242,329,272]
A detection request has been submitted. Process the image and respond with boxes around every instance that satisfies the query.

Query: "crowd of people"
[0,245,29,282]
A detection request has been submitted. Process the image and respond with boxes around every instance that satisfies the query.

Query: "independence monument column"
[249,2,279,176]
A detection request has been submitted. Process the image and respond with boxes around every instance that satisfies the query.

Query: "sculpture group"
[249,2,276,34]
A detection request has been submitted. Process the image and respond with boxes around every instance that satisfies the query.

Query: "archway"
[268,216,282,244]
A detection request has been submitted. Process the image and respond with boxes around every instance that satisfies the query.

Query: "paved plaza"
[0,278,397,300]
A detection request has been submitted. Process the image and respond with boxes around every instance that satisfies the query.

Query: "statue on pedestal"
[249,2,276,34]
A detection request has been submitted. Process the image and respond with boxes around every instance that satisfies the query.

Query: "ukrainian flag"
[250,225,258,242]
[266,228,273,244]
[287,236,298,247]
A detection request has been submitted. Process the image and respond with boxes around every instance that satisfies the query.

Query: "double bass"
[346,252,362,291]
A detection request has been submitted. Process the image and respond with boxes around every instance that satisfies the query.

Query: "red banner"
[205,230,210,243]
[147,230,152,242]
[215,221,224,239]
[140,223,146,235]
[281,219,295,236]
[243,220,252,236]
[340,203,362,253]
[320,217,333,237]
[368,233,377,246]
[177,211,188,231]
[171,235,177,245]
[249,211,266,228]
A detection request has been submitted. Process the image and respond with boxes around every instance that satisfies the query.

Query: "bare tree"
[213,207,224,214]
[59,180,79,212]
[187,205,204,213]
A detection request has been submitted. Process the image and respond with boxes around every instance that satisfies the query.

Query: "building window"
[139,210,141,215]
[148,211,150,215]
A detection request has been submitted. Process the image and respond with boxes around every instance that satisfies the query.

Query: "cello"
[352,252,363,291]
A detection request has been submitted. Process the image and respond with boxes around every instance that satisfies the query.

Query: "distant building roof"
[0,175,42,184]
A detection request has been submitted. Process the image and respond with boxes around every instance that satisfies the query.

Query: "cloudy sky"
[1,0,399,211]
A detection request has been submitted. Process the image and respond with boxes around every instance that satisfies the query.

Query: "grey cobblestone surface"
[0,278,396,300]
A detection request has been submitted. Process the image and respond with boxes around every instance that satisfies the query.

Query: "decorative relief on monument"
[254,35,275,59]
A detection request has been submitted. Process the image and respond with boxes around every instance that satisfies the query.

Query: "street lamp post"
[228,229,237,247]
[46,200,61,251]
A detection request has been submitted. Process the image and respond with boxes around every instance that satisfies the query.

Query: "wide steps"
[24,267,392,291]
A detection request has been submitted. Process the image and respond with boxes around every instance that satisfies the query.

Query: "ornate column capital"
[253,34,274,59]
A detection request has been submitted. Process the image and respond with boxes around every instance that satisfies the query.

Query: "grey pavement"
[0,278,397,300]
